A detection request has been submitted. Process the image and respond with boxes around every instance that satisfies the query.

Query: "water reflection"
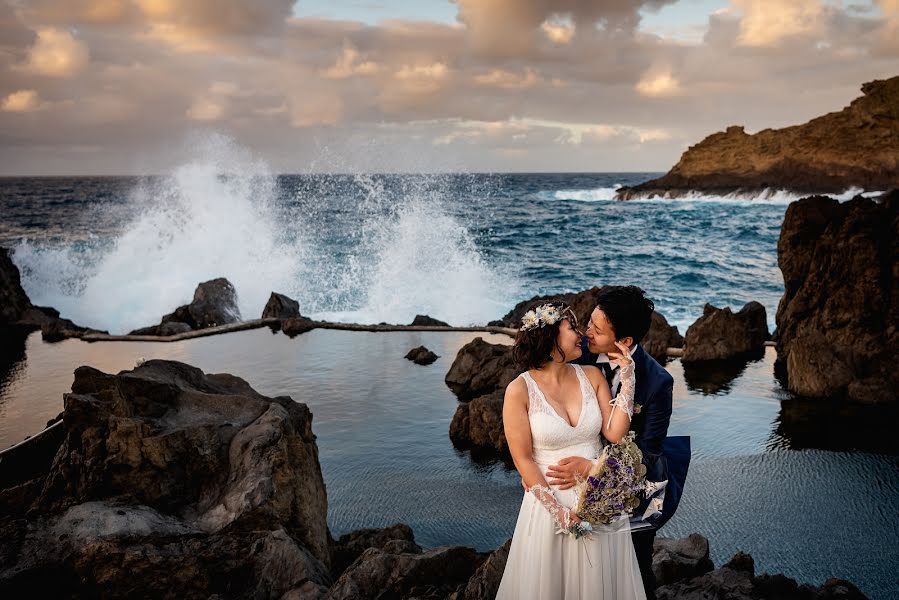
[681,353,763,396]
[773,398,899,455]
[0,328,28,432]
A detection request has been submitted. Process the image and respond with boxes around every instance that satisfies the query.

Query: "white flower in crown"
[520,303,563,331]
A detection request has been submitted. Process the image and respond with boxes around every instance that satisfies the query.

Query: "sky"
[0,0,896,175]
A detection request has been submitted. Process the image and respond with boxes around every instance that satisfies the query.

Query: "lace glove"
[606,354,636,429]
[529,484,575,532]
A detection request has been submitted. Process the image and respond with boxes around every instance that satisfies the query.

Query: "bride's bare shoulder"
[579,364,606,384]
[504,374,527,402]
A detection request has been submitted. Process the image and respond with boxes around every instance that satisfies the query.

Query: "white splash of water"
[12,137,515,332]
[552,185,883,206]
[13,134,308,334]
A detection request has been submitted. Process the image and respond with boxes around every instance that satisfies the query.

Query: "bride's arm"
[503,378,580,528]
[589,361,634,444]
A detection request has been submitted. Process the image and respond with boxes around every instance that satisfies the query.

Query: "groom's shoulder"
[639,348,673,388]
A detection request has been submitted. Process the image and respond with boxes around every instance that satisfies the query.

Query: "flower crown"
[520,303,565,331]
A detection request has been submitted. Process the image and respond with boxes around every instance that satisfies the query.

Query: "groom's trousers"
[631,529,657,600]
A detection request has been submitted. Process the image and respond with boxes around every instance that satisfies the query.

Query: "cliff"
[619,76,899,198]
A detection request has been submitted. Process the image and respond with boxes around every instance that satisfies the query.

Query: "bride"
[496,301,646,600]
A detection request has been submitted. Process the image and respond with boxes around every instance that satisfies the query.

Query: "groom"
[548,285,678,599]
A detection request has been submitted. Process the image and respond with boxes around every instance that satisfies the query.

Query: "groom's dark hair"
[594,286,654,344]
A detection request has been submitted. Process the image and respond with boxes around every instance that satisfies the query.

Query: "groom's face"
[585,307,617,355]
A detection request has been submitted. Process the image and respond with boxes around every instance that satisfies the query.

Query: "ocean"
[1,166,825,336]
[1,164,895,599]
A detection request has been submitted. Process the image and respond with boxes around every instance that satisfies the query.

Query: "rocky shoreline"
[0,359,870,599]
[617,77,899,199]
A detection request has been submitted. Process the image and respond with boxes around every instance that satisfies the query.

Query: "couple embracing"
[496,286,688,600]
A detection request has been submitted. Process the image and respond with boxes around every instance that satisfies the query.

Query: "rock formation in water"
[682,302,768,363]
[405,345,439,365]
[619,76,899,198]
[490,287,683,363]
[0,247,101,342]
[262,292,302,320]
[129,277,242,335]
[775,192,898,405]
[410,314,450,327]
[445,337,518,402]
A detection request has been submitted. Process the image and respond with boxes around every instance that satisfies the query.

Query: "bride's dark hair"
[512,301,578,370]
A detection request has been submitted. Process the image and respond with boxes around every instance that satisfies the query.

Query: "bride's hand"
[546,456,592,489]
[606,341,634,370]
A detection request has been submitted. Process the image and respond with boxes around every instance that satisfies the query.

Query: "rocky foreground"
[0,360,868,599]
[619,76,899,198]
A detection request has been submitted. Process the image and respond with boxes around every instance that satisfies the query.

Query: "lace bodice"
[520,365,604,467]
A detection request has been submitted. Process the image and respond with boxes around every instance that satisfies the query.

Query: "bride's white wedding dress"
[496,364,646,600]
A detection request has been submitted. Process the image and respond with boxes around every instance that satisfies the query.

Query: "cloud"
[474,68,541,89]
[21,27,89,76]
[1,89,43,112]
[186,97,224,121]
[635,70,683,97]
[322,43,382,79]
[732,0,828,47]
[453,0,677,56]
[541,17,575,44]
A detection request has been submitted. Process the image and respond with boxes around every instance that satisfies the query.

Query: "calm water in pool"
[1,328,896,599]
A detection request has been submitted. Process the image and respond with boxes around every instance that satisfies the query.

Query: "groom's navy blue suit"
[574,338,690,598]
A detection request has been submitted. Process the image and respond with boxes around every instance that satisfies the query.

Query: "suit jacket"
[574,338,688,529]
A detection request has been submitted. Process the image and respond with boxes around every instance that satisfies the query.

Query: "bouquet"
[574,431,647,526]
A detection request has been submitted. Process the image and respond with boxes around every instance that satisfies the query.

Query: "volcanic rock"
[326,544,484,600]
[331,524,420,579]
[188,277,241,328]
[0,359,331,598]
[405,346,439,365]
[282,316,316,337]
[410,314,450,326]
[0,247,31,325]
[449,538,512,600]
[445,337,518,401]
[775,193,898,404]
[620,76,899,198]
[449,390,508,458]
[262,292,302,320]
[643,311,685,363]
[652,533,714,587]
[682,302,768,363]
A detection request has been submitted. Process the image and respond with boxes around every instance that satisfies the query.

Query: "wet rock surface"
[775,193,898,404]
[682,301,768,363]
[262,292,302,320]
[405,345,439,365]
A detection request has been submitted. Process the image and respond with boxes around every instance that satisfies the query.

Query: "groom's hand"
[545,457,592,490]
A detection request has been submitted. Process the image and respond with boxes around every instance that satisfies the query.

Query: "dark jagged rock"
[188,278,240,328]
[405,346,439,365]
[158,321,192,336]
[262,292,302,320]
[0,248,102,341]
[620,77,899,198]
[282,316,316,337]
[776,193,897,404]
[410,314,450,327]
[655,551,869,600]
[161,304,199,329]
[449,390,508,458]
[652,533,714,586]
[449,538,511,600]
[445,337,518,402]
[682,302,768,363]
[128,278,241,335]
[643,311,684,363]
[0,359,332,598]
[331,524,420,579]
[0,247,32,325]
[326,544,484,600]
